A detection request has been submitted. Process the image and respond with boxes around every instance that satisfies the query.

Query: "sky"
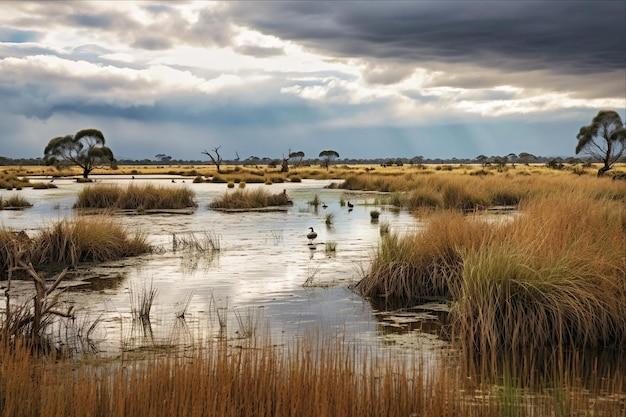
[0,1,624,160]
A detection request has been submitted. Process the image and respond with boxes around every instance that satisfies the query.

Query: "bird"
[171,179,176,183]
[131,175,135,180]
[307,227,318,244]
[322,203,328,209]
[347,201,354,209]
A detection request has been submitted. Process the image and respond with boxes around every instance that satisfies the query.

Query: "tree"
[44,128,115,178]
[202,146,223,173]
[476,154,489,167]
[493,155,508,169]
[319,150,339,170]
[517,152,537,165]
[576,110,626,176]
[506,153,518,168]
[411,155,424,166]
[289,150,305,166]
[155,153,172,163]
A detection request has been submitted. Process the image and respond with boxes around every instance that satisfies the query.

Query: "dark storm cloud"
[228,1,626,76]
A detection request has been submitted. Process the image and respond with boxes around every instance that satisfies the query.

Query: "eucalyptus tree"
[517,152,537,165]
[319,150,339,170]
[44,128,115,178]
[576,110,626,176]
[475,154,489,167]
[289,150,305,166]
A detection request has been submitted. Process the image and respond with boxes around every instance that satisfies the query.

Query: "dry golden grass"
[0,338,623,417]
[359,193,626,351]
[341,171,626,210]
[74,184,197,210]
[209,189,292,209]
[29,216,151,267]
[1,217,151,275]
[453,194,626,352]
[0,195,32,210]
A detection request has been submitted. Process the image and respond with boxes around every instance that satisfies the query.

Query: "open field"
[2,162,626,181]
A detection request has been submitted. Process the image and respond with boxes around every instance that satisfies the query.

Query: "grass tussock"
[209,189,292,210]
[1,217,151,274]
[358,211,493,303]
[0,338,623,417]
[0,174,29,190]
[29,216,152,267]
[74,184,197,210]
[359,193,626,351]
[0,195,32,209]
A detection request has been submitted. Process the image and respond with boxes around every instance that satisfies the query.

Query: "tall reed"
[0,337,623,417]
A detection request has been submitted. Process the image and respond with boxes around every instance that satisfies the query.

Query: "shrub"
[227,182,235,188]
[370,210,380,220]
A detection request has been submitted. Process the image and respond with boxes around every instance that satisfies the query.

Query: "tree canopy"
[44,128,115,178]
[576,110,626,175]
[319,150,339,170]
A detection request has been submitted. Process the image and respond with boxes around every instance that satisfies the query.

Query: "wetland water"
[1,176,448,355]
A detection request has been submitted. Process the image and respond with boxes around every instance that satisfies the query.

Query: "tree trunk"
[82,167,91,178]
[281,159,289,173]
[597,164,611,176]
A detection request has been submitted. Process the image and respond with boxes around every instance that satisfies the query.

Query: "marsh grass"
[358,211,491,305]
[74,184,197,210]
[129,281,158,322]
[0,174,29,190]
[0,336,623,417]
[30,216,151,268]
[308,194,321,207]
[0,195,32,209]
[452,195,626,352]
[173,231,221,252]
[359,193,626,351]
[340,172,626,210]
[209,189,291,209]
[379,221,390,236]
[324,213,334,226]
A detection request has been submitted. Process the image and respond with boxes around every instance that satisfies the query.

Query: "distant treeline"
[1,154,622,167]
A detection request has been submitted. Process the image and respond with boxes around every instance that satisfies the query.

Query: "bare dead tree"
[3,244,74,348]
[202,146,223,173]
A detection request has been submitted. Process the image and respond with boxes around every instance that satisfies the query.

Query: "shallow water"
[1,176,448,355]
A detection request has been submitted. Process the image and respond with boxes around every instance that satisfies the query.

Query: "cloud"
[228,2,625,74]
[0,1,624,160]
